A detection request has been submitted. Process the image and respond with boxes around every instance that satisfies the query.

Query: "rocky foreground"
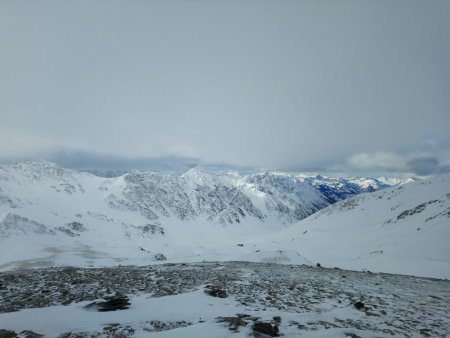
[0,262,449,337]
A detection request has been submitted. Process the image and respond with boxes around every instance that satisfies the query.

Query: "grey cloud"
[345,152,407,172]
[407,157,439,176]
[342,149,450,176]
[1,1,449,173]
[48,151,200,175]
[438,165,450,174]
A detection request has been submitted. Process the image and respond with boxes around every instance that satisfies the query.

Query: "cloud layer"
[346,151,450,176]
[1,1,449,174]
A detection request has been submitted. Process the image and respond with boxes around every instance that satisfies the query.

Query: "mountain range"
[1,160,448,278]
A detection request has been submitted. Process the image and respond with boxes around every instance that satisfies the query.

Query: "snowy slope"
[249,174,450,278]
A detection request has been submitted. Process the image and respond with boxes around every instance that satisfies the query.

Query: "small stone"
[354,301,365,310]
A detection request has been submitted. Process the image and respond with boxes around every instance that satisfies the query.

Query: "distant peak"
[6,159,64,172]
[181,165,215,186]
[183,165,210,175]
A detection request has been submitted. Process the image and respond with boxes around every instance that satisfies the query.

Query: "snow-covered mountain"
[234,172,329,224]
[296,173,412,203]
[2,160,446,279]
[249,174,450,278]
[0,160,330,270]
[121,166,266,225]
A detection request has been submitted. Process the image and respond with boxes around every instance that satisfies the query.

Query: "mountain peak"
[0,159,72,182]
[181,165,215,186]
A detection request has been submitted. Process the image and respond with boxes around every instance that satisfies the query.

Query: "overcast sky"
[1,0,449,175]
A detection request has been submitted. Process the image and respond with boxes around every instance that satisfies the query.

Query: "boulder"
[204,285,228,298]
[84,296,130,312]
[252,322,279,336]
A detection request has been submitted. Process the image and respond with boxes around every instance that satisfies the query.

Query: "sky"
[1,0,449,175]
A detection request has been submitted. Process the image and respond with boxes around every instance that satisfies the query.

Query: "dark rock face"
[84,296,130,312]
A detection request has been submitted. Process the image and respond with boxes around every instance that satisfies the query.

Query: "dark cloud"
[438,165,450,174]
[407,157,439,176]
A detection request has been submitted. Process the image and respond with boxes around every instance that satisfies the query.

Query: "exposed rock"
[143,320,192,332]
[344,333,363,338]
[55,221,87,237]
[204,285,228,298]
[0,214,52,238]
[19,331,44,338]
[153,253,167,261]
[84,296,130,312]
[0,330,17,338]
[244,173,328,224]
[102,324,135,336]
[252,322,279,337]
[136,223,165,236]
[354,301,365,310]
[216,316,247,331]
[0,262,448,338]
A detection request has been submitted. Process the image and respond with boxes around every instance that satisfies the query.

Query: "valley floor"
[0,262,449,338]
